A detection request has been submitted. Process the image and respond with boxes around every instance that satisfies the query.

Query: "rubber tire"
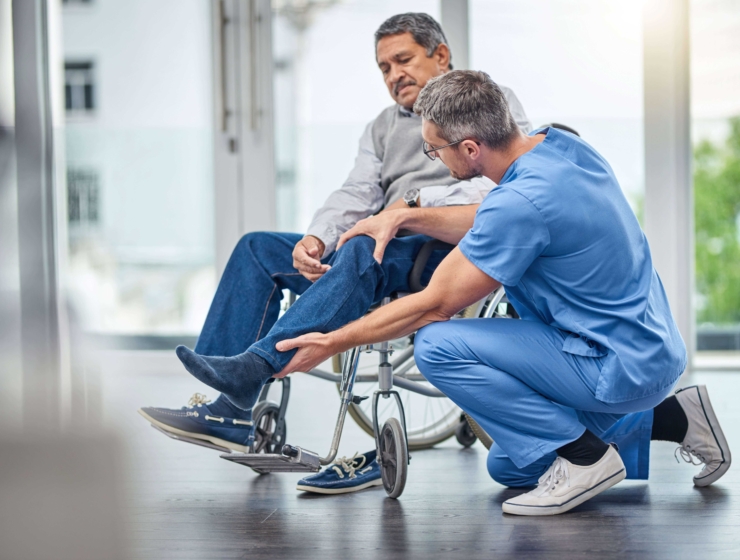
[463,413,493,450]
[252,401,286,455]
[378,417,408,499]
[455,415,478,448]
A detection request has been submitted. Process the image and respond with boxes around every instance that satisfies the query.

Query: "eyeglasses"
[422,139,464,161]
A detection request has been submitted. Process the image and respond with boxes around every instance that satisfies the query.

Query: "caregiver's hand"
[274,332,338,378]
[336,210,405,264]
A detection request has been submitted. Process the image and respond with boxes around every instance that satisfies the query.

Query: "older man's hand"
[293,235,330,281]
[337,210,405,264]
[274,332,337,378]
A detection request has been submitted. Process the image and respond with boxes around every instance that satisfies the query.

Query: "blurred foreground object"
[0,434,129,560]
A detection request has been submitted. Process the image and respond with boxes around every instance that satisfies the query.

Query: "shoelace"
[188,393,211,407]
[675,444,706,466]
[535,457,571,496]
[330,452,367,480]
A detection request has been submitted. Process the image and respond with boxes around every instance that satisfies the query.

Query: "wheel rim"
[253,405,284,454]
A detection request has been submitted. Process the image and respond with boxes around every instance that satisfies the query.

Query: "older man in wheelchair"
[138,12,531,494]
[276,71,731,515]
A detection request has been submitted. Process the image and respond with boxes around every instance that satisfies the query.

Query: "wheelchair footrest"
[220,446,322,474]
[150,424,234,453]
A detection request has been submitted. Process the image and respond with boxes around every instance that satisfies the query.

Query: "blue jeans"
[195,231,449,371]
[414,317,675,486]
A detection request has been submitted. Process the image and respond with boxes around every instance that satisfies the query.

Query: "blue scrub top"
[458,127,687,404]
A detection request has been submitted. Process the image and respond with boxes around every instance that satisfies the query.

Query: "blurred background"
[1,0,738,558]
[5,0,736,346]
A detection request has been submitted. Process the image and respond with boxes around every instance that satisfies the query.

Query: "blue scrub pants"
[414,318,675,487]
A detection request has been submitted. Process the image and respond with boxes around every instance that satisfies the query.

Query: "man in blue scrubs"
[277,70,731,515]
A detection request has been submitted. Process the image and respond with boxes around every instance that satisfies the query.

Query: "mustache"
[393,80,417,96]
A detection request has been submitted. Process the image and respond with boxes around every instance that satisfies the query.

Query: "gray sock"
[175,346,275,410]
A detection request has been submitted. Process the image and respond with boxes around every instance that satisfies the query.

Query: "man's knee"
[487,447,544,488]
[329,235,377,270]
[234,231,272,255]
[336,235,375,257]
[414,322,461,381]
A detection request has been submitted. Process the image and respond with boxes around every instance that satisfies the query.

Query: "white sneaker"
[674,385,731,487]
[502,445,626,516]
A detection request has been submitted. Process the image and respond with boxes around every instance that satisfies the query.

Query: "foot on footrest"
[221,445,321,474]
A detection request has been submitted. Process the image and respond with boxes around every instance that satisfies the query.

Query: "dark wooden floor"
[104,351,740,560]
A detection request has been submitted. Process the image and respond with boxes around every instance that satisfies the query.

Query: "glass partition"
[691,0,740,351]
[59,0,216,335]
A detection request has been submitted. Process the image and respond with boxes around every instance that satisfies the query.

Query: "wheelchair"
[216,240,515,498]
[157,122,578,499]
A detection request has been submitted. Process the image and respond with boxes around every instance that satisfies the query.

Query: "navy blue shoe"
[138,393,255,453]
[297,450,382,494]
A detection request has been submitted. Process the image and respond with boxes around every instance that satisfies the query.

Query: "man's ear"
[462,139,481,160]
[434,43,451,71]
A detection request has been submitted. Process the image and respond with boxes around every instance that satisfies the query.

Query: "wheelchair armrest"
[408,240,455,293]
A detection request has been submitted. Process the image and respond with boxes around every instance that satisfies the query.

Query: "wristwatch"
[403,188,420,208]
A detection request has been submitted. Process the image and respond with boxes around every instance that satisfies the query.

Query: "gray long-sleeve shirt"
[306,85,532,255]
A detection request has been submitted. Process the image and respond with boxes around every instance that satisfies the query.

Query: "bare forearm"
[395,205,478,244]
[329,292,446,355]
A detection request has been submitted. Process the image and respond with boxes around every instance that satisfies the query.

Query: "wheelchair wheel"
[251,400,287,455]
[378,417,408,499]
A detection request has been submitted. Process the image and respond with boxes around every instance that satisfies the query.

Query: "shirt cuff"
[419,186,448,208]
[305,224,338,256]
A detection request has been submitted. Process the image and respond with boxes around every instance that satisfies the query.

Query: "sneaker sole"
[502,467,626,516]
[683,385,732,487]
[138,409,248,453]
[296,478,383,495]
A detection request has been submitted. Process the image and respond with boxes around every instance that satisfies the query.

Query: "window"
[67,168,100,226]
[469,0,645,218]
[60,1,216,335]
[691,0,740,351]
[64,61,95,113]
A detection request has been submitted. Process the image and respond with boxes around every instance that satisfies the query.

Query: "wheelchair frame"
[220,287,507,498]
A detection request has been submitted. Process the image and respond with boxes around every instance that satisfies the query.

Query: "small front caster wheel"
[378,417,408,499]
[252,400,287,455]
[455,414,478,448]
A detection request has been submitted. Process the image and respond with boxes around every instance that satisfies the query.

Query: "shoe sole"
[296,478,383,494]
[138,409,248,453]
[502,467,626,516]
[681,385,732,487]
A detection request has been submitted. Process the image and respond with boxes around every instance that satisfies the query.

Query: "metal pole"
[642,0,694,371]
[12,0,62,428]
[440,0,469,70]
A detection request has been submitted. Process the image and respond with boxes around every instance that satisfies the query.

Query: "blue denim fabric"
[195,231,449,371]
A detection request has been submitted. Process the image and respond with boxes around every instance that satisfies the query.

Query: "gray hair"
[413,70,519,150]
[375,13,453,70]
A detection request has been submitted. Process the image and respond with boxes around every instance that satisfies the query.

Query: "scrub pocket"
[562,332,608,358]
[561,332,609,392]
